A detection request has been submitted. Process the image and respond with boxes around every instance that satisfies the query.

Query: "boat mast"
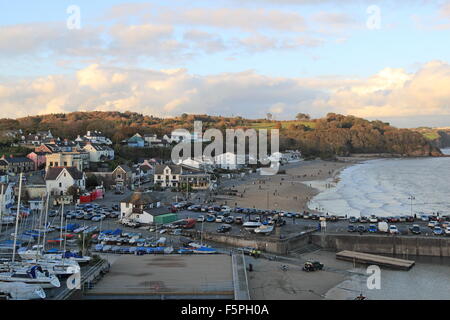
[12,173,23,263]
[0,184,4,235]
[60,202,64,251]
[41,193,50,253]
[36,194,45,256]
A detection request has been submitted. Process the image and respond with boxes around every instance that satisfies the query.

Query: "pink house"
[27,152,48,171]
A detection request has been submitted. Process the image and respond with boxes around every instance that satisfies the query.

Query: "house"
[180,172,212,190]
[27,152,49,171]
[21,130,53,146]
[45,167,86,196]
[0,155,35,174]
[46,151,89,172]
[35,143,62,154]
[23,174,47,200]
[170,129,210,143]
[126,134,145,148]
[154,165,183,188]
[83,131,112,145]
[120,191,166,224]
[112,165,134,191]
[0,182,15,212]
[28,198,44,214]
[82,143,115,163]
[214,152,246,170]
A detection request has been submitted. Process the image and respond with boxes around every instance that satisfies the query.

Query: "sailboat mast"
[0,184,4,235]
[36,194,45,253]
[60,202,64,250]
[12,173,23,263]
[41,193,50,253]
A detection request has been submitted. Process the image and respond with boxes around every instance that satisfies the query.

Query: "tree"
[67,185,80,200]
[296,113,311,121]
[86,175,99,189]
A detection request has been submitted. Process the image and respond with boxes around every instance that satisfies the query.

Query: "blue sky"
[1,0,450,127]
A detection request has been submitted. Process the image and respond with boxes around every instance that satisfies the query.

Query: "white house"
[45,167,86,196]
[154,165,183,188]
[214,152,246,170]
[83,143,115,162]
[83,131,112,145]
[0,182,15,212]
[120,191,163,224]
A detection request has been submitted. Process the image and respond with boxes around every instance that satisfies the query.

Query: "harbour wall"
[186,230,450,257]
[310,233,450,257]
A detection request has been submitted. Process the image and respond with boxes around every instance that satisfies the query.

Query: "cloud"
[1,61,450,127]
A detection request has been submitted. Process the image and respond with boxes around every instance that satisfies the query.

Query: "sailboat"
[0,281,46,300]
[0,265,60,288]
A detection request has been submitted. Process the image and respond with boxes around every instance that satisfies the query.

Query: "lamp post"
[408,195,415,217]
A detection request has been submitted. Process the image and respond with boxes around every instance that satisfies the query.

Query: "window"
[59,183,62,187]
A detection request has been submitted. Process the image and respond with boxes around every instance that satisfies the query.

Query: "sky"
[1,0,450,127]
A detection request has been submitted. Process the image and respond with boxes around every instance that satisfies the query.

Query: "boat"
[0,282,46,300]
[192,246,217,254]
[18,245,45,260]
[20,258,80,276]
[43,250,91,264]
[0,266,60,288]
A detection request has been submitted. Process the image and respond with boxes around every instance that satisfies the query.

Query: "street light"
[408,195,415,217]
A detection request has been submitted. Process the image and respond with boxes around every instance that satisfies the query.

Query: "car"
[75,212,85,219]
[368,224,378,233]
[238,247,261,257]
[92,214,106,222]
[197,215,205,222]
[357,225,366,233]
[420,214,430,222]
[405,216,414,222]
[409,225,421,235]
[347,225,356,232]
[445,227,450,236]
[235,217,244,224]
[84,213,94,220]
[433,226,444,236]
[224,216,235,224]
[428,221,439,228]
[110,212,119,219]
[389,225,400,234]
[302,261,324,272]
[359,216,369,223]
[217,224,232,233]
[216,216,224,223]
[48,210,58,217]
[349,216,358,223]
[206,215,216,222]
[369,216,378,223]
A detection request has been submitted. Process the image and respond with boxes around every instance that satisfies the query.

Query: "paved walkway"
[232,253,250,300]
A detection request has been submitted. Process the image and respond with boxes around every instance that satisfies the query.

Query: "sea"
[307,148,450,218]
[306,149,450,299]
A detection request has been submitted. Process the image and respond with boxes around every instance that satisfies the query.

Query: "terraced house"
[0,155,34,174]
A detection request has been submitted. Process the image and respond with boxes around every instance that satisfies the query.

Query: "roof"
[154,164,182,175]
[121,191,161,205]
[45,167,84,181]
[113,165,132,174]
[2,157,34,164]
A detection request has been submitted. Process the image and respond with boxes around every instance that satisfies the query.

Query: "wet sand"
[216,160,352,212]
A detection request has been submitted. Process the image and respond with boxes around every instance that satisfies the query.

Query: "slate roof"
[154,164,182,175]
[45,167,84,181]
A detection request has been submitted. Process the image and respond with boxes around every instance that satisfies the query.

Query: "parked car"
[302,261,324,272]
[347,225,356,232]
[92,214,106,222]
[217,225,232,233]
[433,226,444,236]
[224,216,235,224]
[357,225,366,233]
[206,215,216,223]
[389,225,400,234]
[368,224,378,233]
[84,213,94,220]
[215,216,224,223]
[428,221,439,228]
[359,216,369,223]
[349,216,358,223]
[445,227,450,236]
[197,215,205,222]
[235,217,244,225]
[409,225,421,235]
[369,216,378,223]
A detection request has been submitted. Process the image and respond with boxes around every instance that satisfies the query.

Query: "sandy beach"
[215,160,354,213]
